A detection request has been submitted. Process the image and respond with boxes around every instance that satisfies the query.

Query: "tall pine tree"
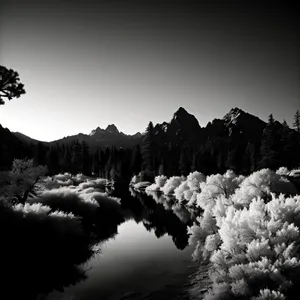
[293,110,300,132]
[141,121,155,173]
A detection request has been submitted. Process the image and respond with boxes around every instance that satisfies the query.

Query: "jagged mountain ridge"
[49,124,142,151]
[204,107,266,141]
[3,106,296,155]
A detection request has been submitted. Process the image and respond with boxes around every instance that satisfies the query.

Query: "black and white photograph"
[0,1,299,299]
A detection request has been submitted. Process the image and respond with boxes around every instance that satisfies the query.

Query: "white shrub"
[161,176,184,195]
[146,175,168,192]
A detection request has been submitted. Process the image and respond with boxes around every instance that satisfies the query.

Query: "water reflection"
[128,190,187,250]
[2,187,198,299]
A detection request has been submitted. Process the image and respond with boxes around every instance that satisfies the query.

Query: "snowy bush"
[188,168,300,300]
[187,171,206,192]
[10,201,83,236]
[161,176,185,195]
[146,175,168,192]
[174,181,190,202]
[81,191,121,208]
[231,169,296,207]
[276,167,290,176]
[53,173,72,182]
[77,178,107,191]
[29,187,99,219]
[196,170,242,211]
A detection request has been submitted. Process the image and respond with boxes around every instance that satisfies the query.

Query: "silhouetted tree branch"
[0,65,26,105]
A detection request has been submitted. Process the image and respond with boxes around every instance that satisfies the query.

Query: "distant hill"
[13,132,48,145]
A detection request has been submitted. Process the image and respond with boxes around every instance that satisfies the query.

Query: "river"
[45,188,198,300]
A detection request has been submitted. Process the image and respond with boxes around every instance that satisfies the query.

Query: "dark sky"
[0,0,299,141]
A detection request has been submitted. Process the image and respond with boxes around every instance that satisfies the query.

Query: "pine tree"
[81,141,90,175]
[71,140,83,174]
[158,159,165,175]
[61,144,72,173]
[259,114,280,170]
[130,144,142,175]
[179,146,190,176]
[141,121,155,173]
[225,147,238,172]
[242,142,255,174]
[0,65,26,105]
[293,110,300,132]
[33,142,47,166]
[91,150,100,176]
[46,146,60,175]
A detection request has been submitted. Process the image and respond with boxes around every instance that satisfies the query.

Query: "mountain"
[203,107,266,141]
[51,124,142,151]
[153,107,202,146]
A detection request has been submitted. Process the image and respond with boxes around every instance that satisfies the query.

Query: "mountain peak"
[89,126,105,136]
[105,124,119,134]
[223,107,246,125]
[174,107,188,117]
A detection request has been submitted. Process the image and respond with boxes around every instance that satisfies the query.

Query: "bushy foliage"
[174,180,190,202]
[146,175,168,192]
[77,178,108,191]
[161,176,185,195]
[231,169,297,207]
[29,187,99,220]
[53,173,72,182]
[81,191,121,208]
[187,168,300,300]
[0,158,47,203]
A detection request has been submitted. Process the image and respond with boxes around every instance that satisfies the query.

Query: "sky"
[0,0,299,142]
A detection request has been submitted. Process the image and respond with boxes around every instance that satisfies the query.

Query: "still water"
[46,189,198,300]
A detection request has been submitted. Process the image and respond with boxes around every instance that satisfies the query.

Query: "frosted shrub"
[187,191,198,206]
[276,167,290,176]
[187,171,206,192]
[13,202,51,216]
[232,169,297,207]
[290,169,300,177]
[72,173,89,184]
[191,193,300,299]
[30,187,99,219]
[53,173,72,182]
[174,181,190,202]
[161,176,184,195]
[146,175,168,192]
[83,191,121,208]
[187,168,300,300]
[196,171,240,211]
[77,178,107,191]
[251,289,285,300]
[10,202,83,236]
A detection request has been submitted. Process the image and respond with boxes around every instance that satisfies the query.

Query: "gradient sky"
[0,0,299,142]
